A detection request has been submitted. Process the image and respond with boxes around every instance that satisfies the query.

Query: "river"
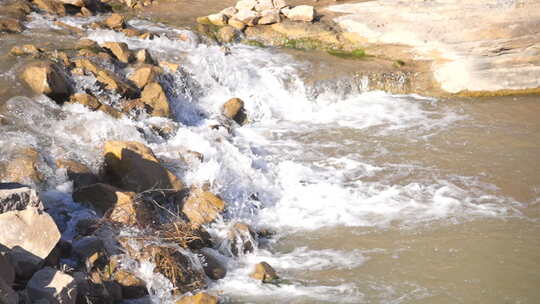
[1,5,539,304]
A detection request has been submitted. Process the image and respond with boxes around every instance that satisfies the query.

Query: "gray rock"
[0,245,14,286]
[0,276,18,304]
[27,267,77,304]
[0,183,43,214]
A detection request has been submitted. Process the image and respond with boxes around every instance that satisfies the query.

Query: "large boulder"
[181,188,225,226]
[103,141,184,193]
[0,183,42,214]
[140,82,171,118]
[100,42,133,64]
[26,267,77,304]
[19,61,72,103]
[176,292,218,304]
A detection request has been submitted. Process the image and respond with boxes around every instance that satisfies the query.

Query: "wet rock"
[218,26,237,43]
[19,61,72,103]
[234,9,259,26]
[182,188,225,226]
[159,61,180,73]
[228,222,257,256]
[121,27,142,37]
[176,292,218,304]
[135,49,154,64]
[54,21,84,34]
[199,251,226,280]
[9,44,42,57]
[283,5,314,22]
[73,58,99,74]
[208,13,228,26]
[72,236,105,271]
[0,207,60,261]
[235,0,257,11]
[103,141,184,193]
[250,261,278,282]
[0,183,42,214]
[97,103,123,119]
[101,42,133,64]
[0,17,24,33]
[0,275,18,304]
[73,183,134,214]
[129,65,161,89]
[140,82,171,118]
[139,32,155,40]
[68,93,101,110]
[158,221,212,250]
[34,0,66,16]
[96,69,138,98]
[52,51,71,67]
[56,159,99,190]
[228,18,246,31]
[0,147,45,186]
[113,270,148,299]
[259,9,280,25]
[26,267,77,304]
[105,13,125,30]
[222,97,247,125]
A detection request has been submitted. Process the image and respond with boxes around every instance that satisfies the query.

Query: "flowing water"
[1,9,539,304]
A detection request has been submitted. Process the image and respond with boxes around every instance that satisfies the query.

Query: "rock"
[159,61,180,73]
[235,0,257,11]
[71,236,105,270]
[73,183,134,214]
[73,58,100,74]
[135,49,154,64]
[105,13,125,29]
[0,183,42,214]
[249,261,278,283]
[113,270,147,299]
[0,147,45,186]
[56,159,99,190]
[258,9,280,25]
[76,39,99,51]
[220,7,237,18]
[103,141,184,193]
[26,267,77,304]
[273,0,287,9]
[255,0,274,12]
[0,18,24,33]
[0,245,15,287]
[208,13,228,26]
[58,0,84,7]
[100,42,133,64]
[97,103,123,119]
[33,0,66,16]
[222,97,247,125]
[80,6,92,16]
[139,32,155,40]
[121,28,142,37]
[19,61,72,103]
[182,188,225,226]
[54,21,84,34]
[199,251,226,280]
[218,26,237,43]
[234,9,259,26]
[96,70,138,98]
[10,44,42,57]
[140,82,171,118]
[176,292,218,304]
[283,5,314,22]
[228,222,257,256]
[228,18,246,31]
[69,93,101,110]
[129,65,161,89]
[0,276,18,304]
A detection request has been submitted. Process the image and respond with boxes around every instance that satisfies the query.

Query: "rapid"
[1,8,539,304]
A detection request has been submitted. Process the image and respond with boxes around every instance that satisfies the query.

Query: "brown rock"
[52,51,71,67]
[135,49,154,64]
[218,26,237,43]
[140,82,171,118]
[176,292,218,304]
[34,0,66,16]
[58,0,85,7]
[228,222,257,256]
[208,13,228,26]
[182,188,225,226]
[54,21,84,34]
[250,261,278,282]
[80,6,93,16]
[105,13,125,30]
[96,69,138,98]
[9,44,42,57]
[76,39,100,51]
[222,97,247,125]
[121,27,141,37]
[1,147,45,185]
[73,58,100,74]
[199,251,226,280]
[101,42,133,63]
[19,61,72,103]
[129,65,161,89]
[159,61,180,72]
[97,103,123,119]
[0,18,24,33]
[69,93,101,110]
[71,236,105,270]
[139,32,155,40]
[56,159,99,189]
[113,270,148,299]
[228,18,246,31]
[73,183,135,214]
[27,267,77,304]
[103,141,184,192]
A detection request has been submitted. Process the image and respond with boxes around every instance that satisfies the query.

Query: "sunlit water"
[0,12,539,304]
